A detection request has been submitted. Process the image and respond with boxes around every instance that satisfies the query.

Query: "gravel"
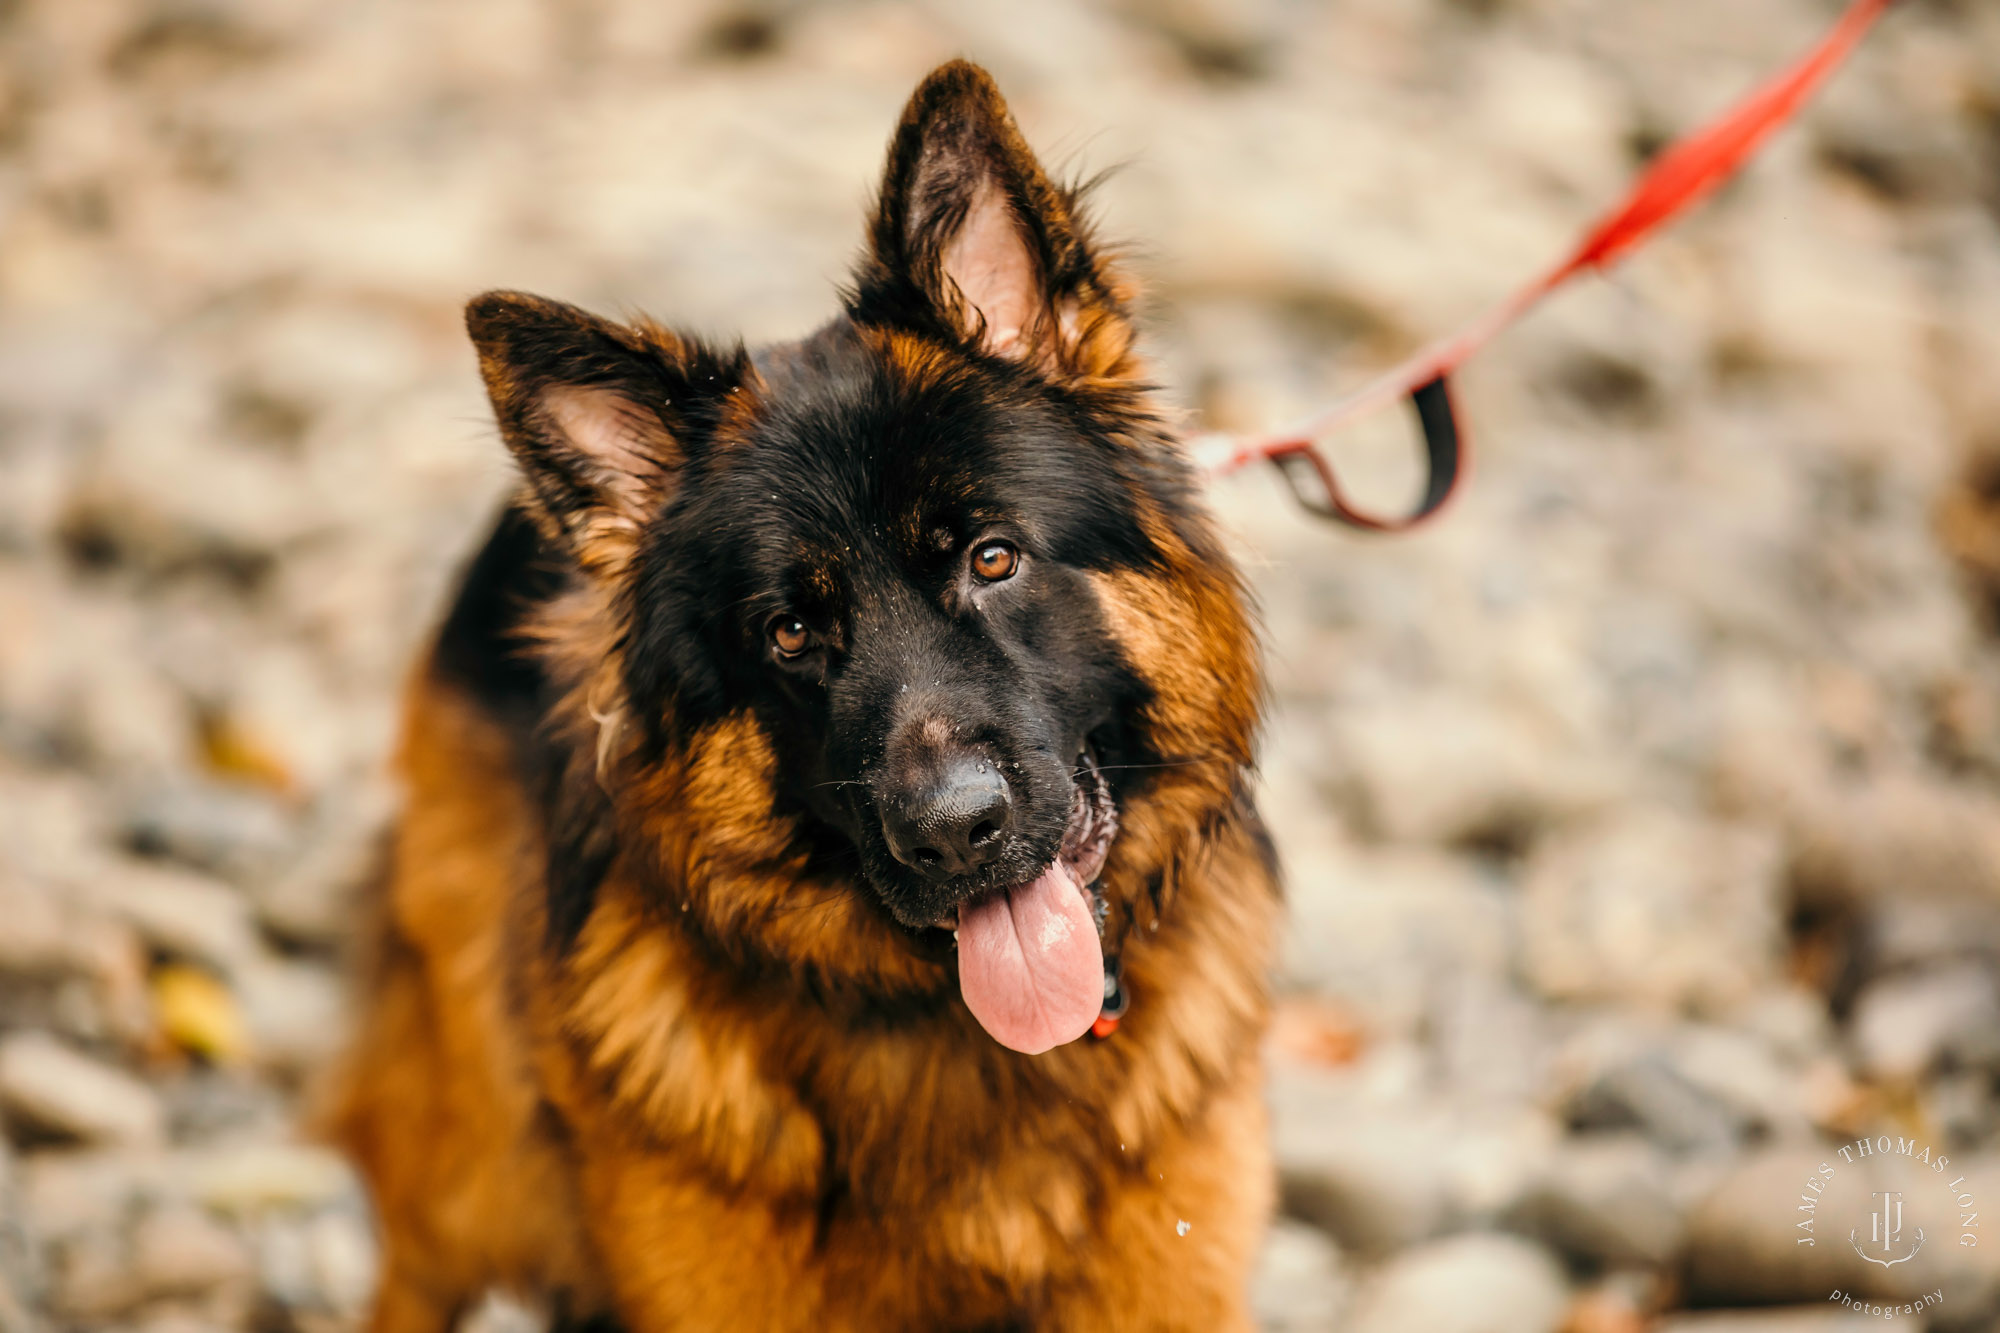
[5,0,2000,1329]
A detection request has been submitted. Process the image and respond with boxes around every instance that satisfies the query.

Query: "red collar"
[1090,954,1128,1040]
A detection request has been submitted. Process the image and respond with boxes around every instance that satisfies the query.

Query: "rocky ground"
[4,0,2000,1329]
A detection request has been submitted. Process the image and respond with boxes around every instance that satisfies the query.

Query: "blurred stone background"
[4,0,2000,1329]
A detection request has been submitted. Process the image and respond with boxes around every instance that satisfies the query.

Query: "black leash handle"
[1267,375,1464,533]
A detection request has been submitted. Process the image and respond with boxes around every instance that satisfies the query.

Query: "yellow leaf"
[152,965,249,1065]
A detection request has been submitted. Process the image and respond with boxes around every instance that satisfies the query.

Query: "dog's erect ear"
[854,60,1135,379]
[465,291,749,576]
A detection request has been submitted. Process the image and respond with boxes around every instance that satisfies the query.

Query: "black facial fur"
[623,327,1160,928]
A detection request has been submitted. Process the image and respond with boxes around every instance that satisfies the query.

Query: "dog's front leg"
[573,1146,832,1333]
[1038,1070,1274,1333]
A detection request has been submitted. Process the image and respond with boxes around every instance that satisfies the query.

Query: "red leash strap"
[1205,0,1903,532]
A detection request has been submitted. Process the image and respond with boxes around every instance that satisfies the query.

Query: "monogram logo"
[1850,1189,1926,1268]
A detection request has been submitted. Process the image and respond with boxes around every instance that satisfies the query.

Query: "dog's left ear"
[854,60,1135,380]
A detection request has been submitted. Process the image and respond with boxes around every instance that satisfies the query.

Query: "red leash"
[1200,0,1903,532]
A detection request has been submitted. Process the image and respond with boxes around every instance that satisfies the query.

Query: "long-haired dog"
[332,59,1278,1332]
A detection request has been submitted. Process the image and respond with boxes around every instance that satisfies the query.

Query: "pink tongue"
[957,862,1103,1055]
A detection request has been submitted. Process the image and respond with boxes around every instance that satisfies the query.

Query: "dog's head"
[468,61,1259,1051]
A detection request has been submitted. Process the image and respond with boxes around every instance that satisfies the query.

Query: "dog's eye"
[769,616,812,657]
[970,541,1020,583]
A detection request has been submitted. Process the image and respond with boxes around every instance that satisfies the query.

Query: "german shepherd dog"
[332,59,1277,1332]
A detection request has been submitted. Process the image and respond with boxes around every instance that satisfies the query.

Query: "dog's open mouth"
[954,752,1119,1055]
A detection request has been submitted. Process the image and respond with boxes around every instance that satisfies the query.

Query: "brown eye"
[770,616,811,657]
[970,541,1019,582]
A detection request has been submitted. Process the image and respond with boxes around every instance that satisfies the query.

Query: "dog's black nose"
[880,753,1012,881]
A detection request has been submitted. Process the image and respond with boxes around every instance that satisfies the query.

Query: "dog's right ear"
[465,291,750,577]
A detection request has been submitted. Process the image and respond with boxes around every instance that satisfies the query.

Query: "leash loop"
[1208,0,1902,533]
[1266,376,1462,533]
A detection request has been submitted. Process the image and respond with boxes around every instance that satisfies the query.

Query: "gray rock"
[1856,894,2000,978]
[1432,971,1554,1109]
[0,1034,164,1147]
[1327,691,1619,849]
[0,870,154,1051]
[53,427,316,593]
[1,602,195,780]
[1270,1058,1560,1258]
[251,1207,381,1316]
[254,779,394,948]
[0,871,114,981]
[1504,1134,1686,1269]
[1735,989,1838,1068]
[128,1204,255,1303]
[0,1143,39,1333]
[1252,1218,1349,1333]
[189,1142,358,1217]
[17,1150,177,1248]
[43,1225,145,1321]
[117,780,297,884]
[306,1208,378,1316]
[1668,1024,1817,1143]
[43,1202,255,1322]
[1344,1233,1569,1333]
[163,1070,289,1148]
[249,1216,316,1312]
[1270,1064,1454,1256]
[235,958,348,1075]
[87,857,262,979]
[18,1142,357,1250]
[1564,1054,1748,1158]
[1926,1071,2000,1148]
[1813,83,1987,210]
[124,1315,241,1333]
[1277,846,1513,1040]
[461,1291,549,1333]
[1522,811,1785,1014]
[1113,0,1282,85]
[0,1268,32,1333]
[1683,1149,1851,1307]
[0,766,109,889]
[1848,963,2000,1084]
[1785,775,2000,911]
